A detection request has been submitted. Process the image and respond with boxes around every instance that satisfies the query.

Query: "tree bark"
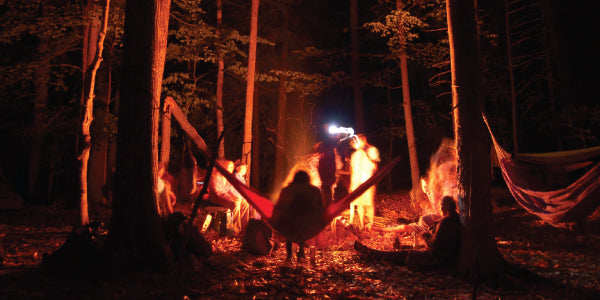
[80,0,110,226]
[86,0,110,208]
[160,101,172,166]
[274,37,288,191]
[88,98,109,205]
[350,0,365,133]
[108,0,171,271]
[386,86,393,193]
[446,0,503,283]
[504,0,518,155]
[28,38,49,203]
[242,0,259,183]
[396,0,420,203]
[252,88,260,188]
[215,0,225,159]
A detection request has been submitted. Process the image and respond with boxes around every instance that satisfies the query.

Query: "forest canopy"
[0,0,598,206]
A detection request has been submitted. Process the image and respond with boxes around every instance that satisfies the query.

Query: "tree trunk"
[504,0,518,155]
[88,99,109,205]
[252,88,260,188]
[242,0,259,183]
[88,61,111,208]
[350,0,365,133]
[396,0,420,200]
[102,58,113,205]
[160,100,172,166]
[386,86,393,193]
[86,0,109,208]
[215,0,225,159]
[541,0,562,150]
[446,0,503,283]
[274,41,288,191]
[80,0,110,226]
[28,38,49,203]
[108,0,171,271]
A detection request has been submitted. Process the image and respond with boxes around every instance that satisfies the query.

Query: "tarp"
[516,146,600,166]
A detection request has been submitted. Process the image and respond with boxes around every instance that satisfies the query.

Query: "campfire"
[416,138,459,216]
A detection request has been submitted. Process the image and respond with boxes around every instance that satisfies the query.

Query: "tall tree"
[28,37,50,202]
[160,99,172,166]
[163,0,221,149]
[87,0,124,208]
[215,0,225,159]
[251,88,260,187]
[108,0,172,270]
[503,0,518,155]
[274,14,289,191]
[446,0,503,283]
[80,0,111,226]
[350,0,365,133]
[396,0,420,202]
[242,0,259,183]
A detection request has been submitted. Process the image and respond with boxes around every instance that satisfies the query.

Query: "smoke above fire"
[413,138,458,215]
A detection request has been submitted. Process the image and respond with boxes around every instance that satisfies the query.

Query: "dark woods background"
[0,0,598,207]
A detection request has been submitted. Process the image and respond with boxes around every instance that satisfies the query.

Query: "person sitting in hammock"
[271,170,324,265]
[354,196,461,271]
[205,159,250,235]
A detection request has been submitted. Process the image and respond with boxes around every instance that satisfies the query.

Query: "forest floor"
[2,187,600,299]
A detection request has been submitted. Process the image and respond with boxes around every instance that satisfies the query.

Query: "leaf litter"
[1,191,600,299]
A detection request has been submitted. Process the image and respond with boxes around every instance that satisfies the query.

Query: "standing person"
[271,171,324,265]
[349,134,380,231]
[354,196,461,271]
[315,140,337,208]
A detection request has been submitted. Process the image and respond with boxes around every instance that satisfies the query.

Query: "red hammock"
[485,116,600,227]
[213,156,400,242]
[166,96,400,241]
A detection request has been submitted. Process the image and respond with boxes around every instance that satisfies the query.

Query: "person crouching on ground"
[354,196,461,271]
[271,170,324,265]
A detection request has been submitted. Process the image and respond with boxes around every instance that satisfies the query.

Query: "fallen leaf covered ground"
[1,188,600,299]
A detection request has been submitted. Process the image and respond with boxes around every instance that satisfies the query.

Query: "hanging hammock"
[213,156,400,242]
[484,116,600,227]
[165,97,400,242]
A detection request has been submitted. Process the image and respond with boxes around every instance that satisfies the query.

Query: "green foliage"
[364,10,424,44]
[360,0,452,156]
[290,47,350,89]
[0,1,82,44]
[365,0,448,70]
[162,71,214,129]
[163,0,339,157]
[0,0,83,133]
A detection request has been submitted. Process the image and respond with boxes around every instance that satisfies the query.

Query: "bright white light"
[328,125,337,134]
[328,125,354,135]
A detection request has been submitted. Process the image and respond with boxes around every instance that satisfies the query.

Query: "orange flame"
[419,138,458,215]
